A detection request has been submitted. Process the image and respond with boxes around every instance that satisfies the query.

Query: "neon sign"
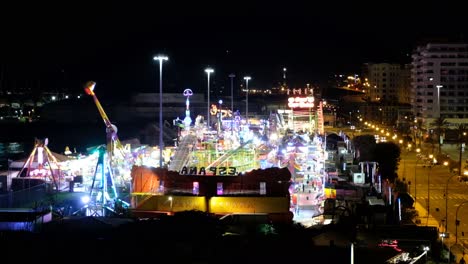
[288,96,314,108]
[180,166,238,176]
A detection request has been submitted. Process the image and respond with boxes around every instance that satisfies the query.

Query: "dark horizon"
[1,2,467,97]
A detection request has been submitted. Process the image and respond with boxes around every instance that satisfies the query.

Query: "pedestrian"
[460,257,466,264]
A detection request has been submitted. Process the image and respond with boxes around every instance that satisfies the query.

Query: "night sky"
[2,2,468,98]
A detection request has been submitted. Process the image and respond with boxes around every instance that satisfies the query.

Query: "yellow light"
[429,154,433,159]
[416,148,421,153]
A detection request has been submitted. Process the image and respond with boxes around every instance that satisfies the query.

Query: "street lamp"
[153,55,169,168]
[205,68,214,128]
[229,73,235,132]
[423,246,430,262]
[218,99,223,134]
[445,173,459,233]
[243,76,251,125]
[458,126,466,176]
[436,85,443,118]
[414,154,426,203]
[423,158,436,225]
[455,200,468,243]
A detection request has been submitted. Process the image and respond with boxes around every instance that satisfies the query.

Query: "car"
[458,175,468,182]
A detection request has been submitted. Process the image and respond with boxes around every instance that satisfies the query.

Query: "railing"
[206,140,253,169]
[168,134,197,172]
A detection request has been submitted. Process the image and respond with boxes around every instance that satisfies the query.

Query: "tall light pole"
[243,76,251,125]
[423,159,435,225]
[282,67,287,86]
[413,150,424,203]
[455,200,468,243]
[436,85,443,118]
[445,173,458,233]
[153,55,168,168]
[229,74,235,133]
[458,127,466,176]
[229,73,235,117]
[205,68,214,128]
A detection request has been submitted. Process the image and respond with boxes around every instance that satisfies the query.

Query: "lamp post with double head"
[243,76,251,125]
[458,127,466,177]
[205,68,214,128]
[153,55,168,168]
[414,153,429,204]
[445,173,459,233]
[424,156,436,224]
[436,85,443,118]
[229,74,235,132]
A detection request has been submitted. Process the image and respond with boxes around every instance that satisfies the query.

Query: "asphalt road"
[399,143,468,261]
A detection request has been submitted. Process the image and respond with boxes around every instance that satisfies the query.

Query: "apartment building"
[363,63,410,104]
[411,43,468,127]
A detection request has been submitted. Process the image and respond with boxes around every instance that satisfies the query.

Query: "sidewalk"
[414,200,440,228]
[414,199,466,263]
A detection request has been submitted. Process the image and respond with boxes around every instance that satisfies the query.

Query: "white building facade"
[411,43,468,127]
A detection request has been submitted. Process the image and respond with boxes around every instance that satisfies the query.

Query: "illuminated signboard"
[180,166,238,176]
[288,96,314,108]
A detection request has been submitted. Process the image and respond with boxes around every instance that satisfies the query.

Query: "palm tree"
[457,124,467,174]
[430,117,448,154]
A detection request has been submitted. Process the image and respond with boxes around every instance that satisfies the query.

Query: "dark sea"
[0,119,172,170]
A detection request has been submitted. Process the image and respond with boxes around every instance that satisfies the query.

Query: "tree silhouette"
[374,142,401,182]
[352,135,376,162]
[430,117,448,154]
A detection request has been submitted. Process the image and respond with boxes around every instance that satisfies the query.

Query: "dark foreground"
[1,211,405,264]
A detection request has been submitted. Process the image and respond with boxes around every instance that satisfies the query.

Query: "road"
[335,125,468,261]
[399,143,468,262]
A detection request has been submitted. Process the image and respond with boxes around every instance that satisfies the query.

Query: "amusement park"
[0,80,336,227]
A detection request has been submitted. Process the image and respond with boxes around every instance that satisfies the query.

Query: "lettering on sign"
[180,166,238,176]
[288,96,315,108]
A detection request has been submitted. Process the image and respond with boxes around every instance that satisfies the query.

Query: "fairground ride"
[17,138,62,191]
[84,81,132,215]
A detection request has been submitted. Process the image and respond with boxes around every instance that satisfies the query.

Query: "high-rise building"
[364,63,410,103]
[411,43,468,125]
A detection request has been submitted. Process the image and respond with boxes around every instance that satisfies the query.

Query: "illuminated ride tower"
[168,89,198,173]
[183,89,193,131]
[84,81,128,216]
